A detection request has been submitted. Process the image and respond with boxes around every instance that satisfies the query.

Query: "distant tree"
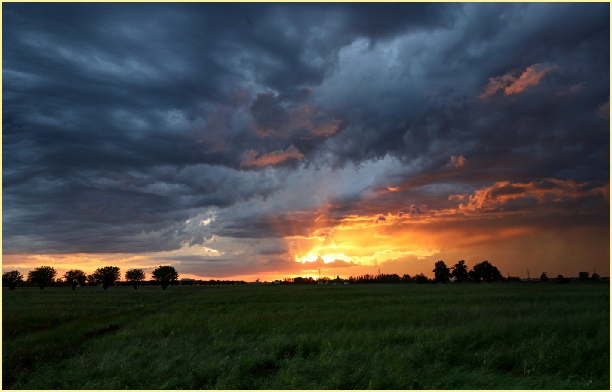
[401,274,412,283]
[578,271,590,281]
[451,260,470,283]
[556,274,569,284]
[414,273,429,284]
[294,276,316,284]
[470,261,503,283]
[27,266,57,290]
[3,270,24,290]
[469,268,479,283]
[93,266,121,290]
[125,269,146,290]
[540,272,548,282]
[86,274,98,286]
[591,273,601,281]
[152,265,179,290]
[433,260,451,283]
[64,269,87,290]
[374,273,401,283]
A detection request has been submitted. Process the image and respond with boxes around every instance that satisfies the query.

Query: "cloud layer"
[3,3,609,278]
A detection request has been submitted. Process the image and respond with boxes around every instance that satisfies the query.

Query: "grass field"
[2,283,609,389]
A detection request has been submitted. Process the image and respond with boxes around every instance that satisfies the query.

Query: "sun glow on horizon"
[295,251,352,264]
[286,208,439,270]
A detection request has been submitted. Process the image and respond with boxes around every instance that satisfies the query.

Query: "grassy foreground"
[2,283,609,389]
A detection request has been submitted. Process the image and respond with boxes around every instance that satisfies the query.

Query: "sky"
[3,3,610,282]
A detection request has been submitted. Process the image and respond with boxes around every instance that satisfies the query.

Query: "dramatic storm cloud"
[3,3,609,280]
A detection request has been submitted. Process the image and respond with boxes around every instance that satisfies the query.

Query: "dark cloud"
[3,3,608,263]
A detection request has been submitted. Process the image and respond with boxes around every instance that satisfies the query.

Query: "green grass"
[2,283,609,389]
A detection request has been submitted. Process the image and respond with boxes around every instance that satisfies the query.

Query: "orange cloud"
[310,120,341,137]
[449,155,466,168]
[240,145,304,167]
[480,63,560,99]
[448,194,466,201]
[458,178,609,212]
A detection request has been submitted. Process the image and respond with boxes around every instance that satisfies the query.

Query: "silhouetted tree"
[451,260,470,283]
[125,269,146,290]
[294,277,316,284]
[27,266,57,290]
[540,272,548,282]
[3,270,24,290]
[372,273,401,283]
[86,274,98,286]
[64,269,87,290]
[401,274,412,283]
[578,271,590,281]
[591,273,601,281]
[433,260,450,283]
[93,266,121,290]
[414,273,429,284]
[152,265,179,290]
[470,261,503,283]
[556,274,569,284]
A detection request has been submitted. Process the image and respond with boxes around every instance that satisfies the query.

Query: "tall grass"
[3,283,609,389]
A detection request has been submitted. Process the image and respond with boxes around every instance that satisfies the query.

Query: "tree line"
[284,260,604,285]
[2,259,605,290]
[283,260,503,284]
[2,265,179,290]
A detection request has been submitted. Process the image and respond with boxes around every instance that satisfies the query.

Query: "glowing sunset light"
[287,212,446,269]
[297,252,351,264]
[3,3,609,281]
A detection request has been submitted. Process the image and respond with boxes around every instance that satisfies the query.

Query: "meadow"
[2,283,609,389]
